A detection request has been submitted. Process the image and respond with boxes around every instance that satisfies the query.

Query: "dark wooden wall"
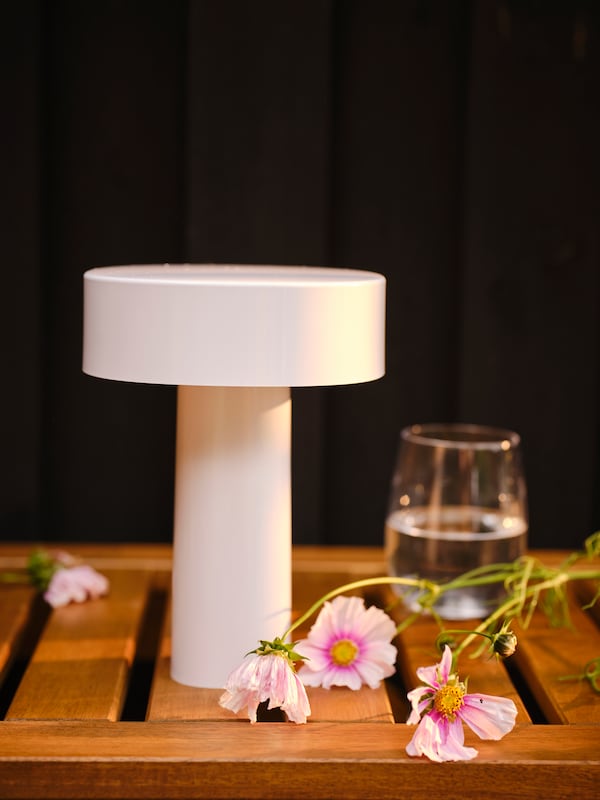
[2,0,599,550]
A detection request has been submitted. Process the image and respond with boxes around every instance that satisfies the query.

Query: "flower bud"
[492,631,517,658]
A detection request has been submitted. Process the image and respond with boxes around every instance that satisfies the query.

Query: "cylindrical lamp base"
[171,385,292,688]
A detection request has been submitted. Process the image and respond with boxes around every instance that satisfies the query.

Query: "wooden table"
[0,544,599,799]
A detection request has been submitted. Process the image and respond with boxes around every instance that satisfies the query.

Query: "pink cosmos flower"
[406,645,517,762]
[296,595,397,690]
[44,565,110,608]
[219,647,311,724]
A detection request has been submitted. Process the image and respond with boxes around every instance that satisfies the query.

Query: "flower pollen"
[434,683,465,721]
[330,638,359,666]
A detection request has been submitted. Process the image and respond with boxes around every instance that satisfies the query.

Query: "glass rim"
[401,423,521,451]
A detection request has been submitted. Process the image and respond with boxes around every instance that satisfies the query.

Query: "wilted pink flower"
[219,644,311,724]
[296,595,397,690]
[44,565,110,608]
[406,645,517,762]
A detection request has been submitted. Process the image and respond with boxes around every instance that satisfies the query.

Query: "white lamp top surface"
[87,264,378,286]
[83,264,386,387]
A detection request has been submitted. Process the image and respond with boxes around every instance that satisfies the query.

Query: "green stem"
[551,568,600,581]
[451,574,570,659]
[281,576,434,640]
[277,544,599,667]
[440,571,524,590]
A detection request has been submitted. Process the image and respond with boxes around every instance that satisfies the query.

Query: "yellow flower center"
[433,684,465,721]
[330,638,359,666]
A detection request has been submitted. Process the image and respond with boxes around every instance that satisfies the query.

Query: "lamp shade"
[82,264,385,387]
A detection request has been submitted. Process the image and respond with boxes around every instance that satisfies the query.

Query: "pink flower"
[406,645,517,762]
[296,595,397,690]
[43,565,110,608]
[219,644,311,724]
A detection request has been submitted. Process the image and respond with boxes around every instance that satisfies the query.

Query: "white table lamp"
[83,264,386,688]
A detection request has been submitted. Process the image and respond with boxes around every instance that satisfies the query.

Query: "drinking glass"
[385,423,528,619]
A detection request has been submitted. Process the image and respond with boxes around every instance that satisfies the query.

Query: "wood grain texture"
[0,544,599,799]
[291,545,386,621]
[0,722,598,799]
[6,569,152,720]
[511,602,600,724]
[146,595,236,722]
[147,595,394,723]
[0,585,39,680]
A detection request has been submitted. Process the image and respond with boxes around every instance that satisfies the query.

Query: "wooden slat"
[0,585,40,683]
[1,544,600,799]
[0,721,598,800]
[6,569,151,721]
[292,546,386,572]
[573,578,600,627]
[291,546,386,621]
[149,658,394,723]
[511,601,600,724]
[304,685,393,722]
[293,548,394,723]
[147,660,229,722]
[146,595,233,722]
[0,543,173,570]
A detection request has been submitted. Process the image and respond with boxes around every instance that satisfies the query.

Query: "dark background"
[2,0,599,550]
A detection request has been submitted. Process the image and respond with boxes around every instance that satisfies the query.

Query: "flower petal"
[219,654,263,722]
[406,715,478,762]
[406,685,434,724]
[354,656,396,689]
[296,595,397,690]
[297,664,330,688]
[438,645,454,682]
[292,640,331,670]
[406,714,442,760]
[350,601,397,642]
[460,694,517,740]
[43,565,109,608]
[438,716,479,762]
[414,645,454,689]
[220,652,311,724]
